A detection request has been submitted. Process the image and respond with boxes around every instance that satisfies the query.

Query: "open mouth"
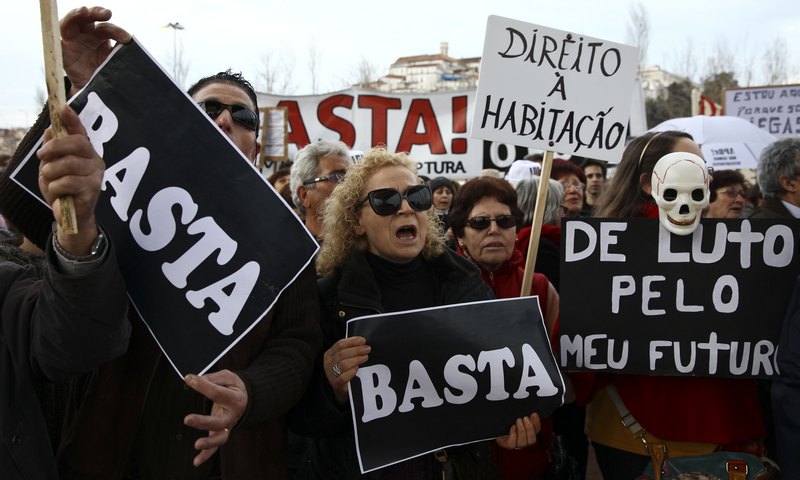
[396,225,418,241]
[667,215,696,226]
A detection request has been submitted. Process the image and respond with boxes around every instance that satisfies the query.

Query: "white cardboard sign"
[471,15,640,163]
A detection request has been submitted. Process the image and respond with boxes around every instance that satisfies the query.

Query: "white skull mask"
[650,152,709,235]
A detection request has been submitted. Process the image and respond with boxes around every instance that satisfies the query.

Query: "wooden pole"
[519,150,554,297]
[39,0,78,234]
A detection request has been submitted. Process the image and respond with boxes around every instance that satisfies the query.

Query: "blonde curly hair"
[316,147,445,278]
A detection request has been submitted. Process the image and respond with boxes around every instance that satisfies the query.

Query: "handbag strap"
[606,385,667,480]
[606,384,646,439]
[606,385,752,480]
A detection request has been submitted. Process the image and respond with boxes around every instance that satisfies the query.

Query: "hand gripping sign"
[345,297,565,473]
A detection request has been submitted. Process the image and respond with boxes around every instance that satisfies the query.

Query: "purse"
[433,445,501,480]
[605,385,778,480]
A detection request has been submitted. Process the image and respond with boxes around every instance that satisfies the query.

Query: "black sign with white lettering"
[559,218,800,378]
[346,297,564,473]
[11,40,318,377]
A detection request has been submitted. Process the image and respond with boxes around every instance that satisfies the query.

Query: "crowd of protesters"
[1,5,799,480]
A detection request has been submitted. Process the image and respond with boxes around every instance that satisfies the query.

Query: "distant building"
[638,65,688,100]
[368,42,480,93]
[0,128,26,160]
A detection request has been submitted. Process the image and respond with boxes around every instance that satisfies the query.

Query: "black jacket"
[747,198,794,219]
[0,240,130,479]
[291,248,495,479]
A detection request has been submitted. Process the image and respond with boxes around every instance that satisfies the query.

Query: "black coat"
[291,248,495,479]
[0,240,130,479]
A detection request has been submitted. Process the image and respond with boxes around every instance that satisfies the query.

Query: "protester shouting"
[290,148,541,479]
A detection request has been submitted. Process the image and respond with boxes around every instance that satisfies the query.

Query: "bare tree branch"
[257,51,296,95]
[626,1,650,69]
[704,39,735,79]
[308,42,320,94]
[667,38,697,83]
[762,36,789,85]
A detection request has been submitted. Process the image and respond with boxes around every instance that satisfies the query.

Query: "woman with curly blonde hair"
[292,147,541,479]
[315,148,445,278]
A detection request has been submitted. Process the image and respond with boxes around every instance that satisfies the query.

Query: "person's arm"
[27,235,129,381]
[183,263,322,466]
[4,103,131,382]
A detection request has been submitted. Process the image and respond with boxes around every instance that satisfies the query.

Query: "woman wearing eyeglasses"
[291,148,539,479]
[704,170,747,219]
[448,177,561,480]
[552,159,587,218]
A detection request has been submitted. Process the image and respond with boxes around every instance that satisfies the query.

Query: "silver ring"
[332,362,342,377]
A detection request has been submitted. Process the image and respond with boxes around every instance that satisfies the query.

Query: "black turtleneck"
[364,252,438,313]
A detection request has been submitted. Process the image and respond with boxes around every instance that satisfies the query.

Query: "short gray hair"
[516,176,564,226]
[757,138,800,199]
[290,139,350,213]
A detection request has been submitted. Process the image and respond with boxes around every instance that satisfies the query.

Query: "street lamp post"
[164,22,184,81]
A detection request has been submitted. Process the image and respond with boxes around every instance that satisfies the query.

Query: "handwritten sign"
[559,218,800,378]
[471,16,639,163]
[725,84,800,139]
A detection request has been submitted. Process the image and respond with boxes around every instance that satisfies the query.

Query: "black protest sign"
[559,218,800,378]
[345,297,564,473]
[11,39,318,377]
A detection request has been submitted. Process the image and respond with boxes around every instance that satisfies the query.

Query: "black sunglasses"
[358,185,432,216]
[465,215,517,230]
[197,100,259,131]
[303,171,346,186]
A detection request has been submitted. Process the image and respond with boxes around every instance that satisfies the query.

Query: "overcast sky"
[2,0,798,128]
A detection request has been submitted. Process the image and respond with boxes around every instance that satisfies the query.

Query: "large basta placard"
[346,297,564,473]
[11,39,318,377]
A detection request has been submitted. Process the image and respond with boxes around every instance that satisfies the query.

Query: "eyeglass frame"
[715,187,746,199]
[560,181,586,191]
[303,171,347,186]
[357,184,432,216]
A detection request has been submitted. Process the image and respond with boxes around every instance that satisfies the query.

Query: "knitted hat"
[429,176,455,195]
[0,106,54,251]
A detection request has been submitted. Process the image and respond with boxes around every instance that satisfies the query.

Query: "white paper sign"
[701,143,760,170]
[471,15,640,163]
[725,85,800,139]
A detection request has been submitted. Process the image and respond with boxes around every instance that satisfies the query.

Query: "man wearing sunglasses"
[3,7,322,480]
[289,140,351,240]
[188,70,261,164]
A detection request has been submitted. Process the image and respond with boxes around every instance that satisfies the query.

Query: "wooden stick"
[39,0,78,234]
[519,150,554,297]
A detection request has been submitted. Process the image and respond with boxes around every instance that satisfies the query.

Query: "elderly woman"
[292,148,539,479]
[551,159,586,217]
[704,169,747,218]
[448,177,560,479]
[514,176,565,291]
